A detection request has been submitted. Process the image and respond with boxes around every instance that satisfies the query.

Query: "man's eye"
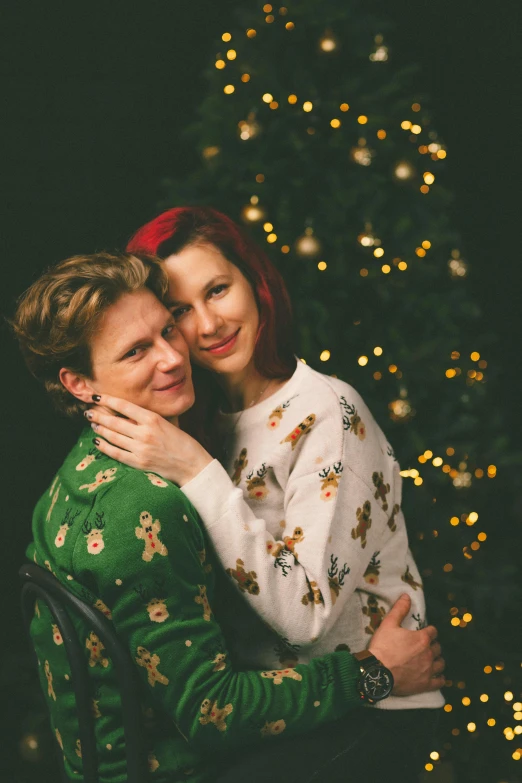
[124,347,141,359]
[171,306,189,320]
[162,324,175,337]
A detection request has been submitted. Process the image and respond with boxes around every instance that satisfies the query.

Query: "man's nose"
[156,339,184,372]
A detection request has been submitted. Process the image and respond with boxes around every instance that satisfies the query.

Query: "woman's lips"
[204,329,240,355]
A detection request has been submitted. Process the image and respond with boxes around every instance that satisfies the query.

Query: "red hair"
[127,207,296,453]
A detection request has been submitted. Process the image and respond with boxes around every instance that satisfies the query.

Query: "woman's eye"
[209,284,228,297]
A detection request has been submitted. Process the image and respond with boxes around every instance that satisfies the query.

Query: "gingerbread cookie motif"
[94,598,112,619]
[283,527,304,559]
[76,447,101,471]
[148,753,160,772]
[135,511,168,562]
[86,632,110,668]
[261,719,286,737]
[55,507,81,548]
[75,740,82,758]
[301,579,324,606]
[328,554,350,604]
[231,448,248,486]
[351,500,372,549]
[372,471,390,512]
[401,565,423,591]
[144,472,168,488]
[363,552,381,585]
[198,549,212,574]
[82,511,106,555]
[44,660,56,701]
[340,397,366,440]
[226,558,260,595]
[246,463,269,500]
[319,462,343,501]
[199,698,233,732]
[267,400,291,430]
[194,585,212,621]
[280,414,316,450]
[212,652,227,672]
[135,646,169,687]
[387,503,400,533]
[46,481,61,522]
[79,467,117,493]
[261,668,303,685]
[362,595,386,635]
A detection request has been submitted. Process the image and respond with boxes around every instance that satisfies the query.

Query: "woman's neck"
[218,364,285,413]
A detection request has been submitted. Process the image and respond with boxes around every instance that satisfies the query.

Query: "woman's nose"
[196,306,223,336]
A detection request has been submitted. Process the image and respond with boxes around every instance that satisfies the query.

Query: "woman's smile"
[203,328,241,355]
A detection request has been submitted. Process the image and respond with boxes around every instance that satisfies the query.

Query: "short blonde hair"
[12,251,169,417]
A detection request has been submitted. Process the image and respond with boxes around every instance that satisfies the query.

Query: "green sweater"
[27,427,361,782]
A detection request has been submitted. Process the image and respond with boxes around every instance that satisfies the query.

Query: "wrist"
[353,650,394,704]
[178,453,213,487]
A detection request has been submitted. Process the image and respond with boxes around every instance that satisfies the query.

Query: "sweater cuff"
[335,651,363,710]
[181,459,240,526]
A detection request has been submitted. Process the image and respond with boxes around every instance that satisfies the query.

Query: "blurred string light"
[295,227,322,257]
[448,249,468,277]
[351,139,374,166]
[319,29,338,52]
[369,34,388,62]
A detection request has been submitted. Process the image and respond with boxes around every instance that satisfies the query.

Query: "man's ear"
[59,368,97,403]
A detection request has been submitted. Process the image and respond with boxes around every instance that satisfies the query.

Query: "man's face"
[86,288,194,422]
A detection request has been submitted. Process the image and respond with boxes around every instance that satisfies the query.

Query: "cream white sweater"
[182,359,444,710]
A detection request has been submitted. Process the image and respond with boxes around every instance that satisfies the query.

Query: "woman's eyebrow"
[167,275,231,306]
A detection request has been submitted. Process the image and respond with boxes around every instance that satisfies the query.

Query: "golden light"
[263,3,272,10]
[487,718,496,726]
[443,563,453,572]
[373,346,383,356]
[450,517,459,526]
[303,101,313,112]
[463,613,472,622]
[487,465,497,477]
[262,93,273,103]
[241,73,251,82]
[447,446,455,454]
[266,233,277,243]
[423,172,435,185]
[240,204,266,223]
[285,22,295,30]
[358,115,368,124]
[360,268,368,277]
[401,120,412,130]
[422,240,432,249]
[471,351,481,361]
[222,32,232,42]
[319,30,338,52]
[445,369,456,378]
[394,161,415,180]
[513,703,522,711]
[478,532,487,541]
[202,146,220,160]
[382,264,391,274]
[424,450,433,458]
[451,617,460,626]
[377,129,386,139]
[265,14,275,23]
[398,261,408,270]
[269,101,279,110]
[374,247,384,258]
[281,245,290,254]
[318,261,327,270]
[351,144,374,166]
[263,222,273,232]
[373,371,382,380]
[255,173,265,183]
[215,59,226,69]
[416,248,426,257]
[433,457,443,467]
[430,752,440,761]
[484,665,493,674]
[288,94,298,104]
[389,399,413,421]
[411,124,422,134]
[320,350,331,362]
[358,356,369,366]
[462,697,471,706]
[414,477,423,486]
[388,364,397,373]
[412,102,421,111]
[505,691,514,701]
[224,85,235,95]
[480,694,489,702]
[340,102,350,111]
[425,764,434,772]
[467,723,476,733]
[438,149,447,159]
[444,704,453,712]
[246,29,257,38]
[330,118,341,128]
[226,49,237,60]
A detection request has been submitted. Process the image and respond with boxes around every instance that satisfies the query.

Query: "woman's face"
[81,288,195,421]
[163,243,260,378]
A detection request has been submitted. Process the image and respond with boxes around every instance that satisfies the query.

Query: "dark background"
[1,1,520,778]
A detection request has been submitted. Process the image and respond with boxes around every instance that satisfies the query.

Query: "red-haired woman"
[88,207,445,781]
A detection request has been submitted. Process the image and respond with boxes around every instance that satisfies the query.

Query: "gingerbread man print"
[387,503,400,532]
[194,585,212,621]
[44,660,56,701]
[226,558,260,595]
[362,595,386,635]
[199,699,233,732]
[79,467,117,493]
[231,448,248,486]
[280,414,316,450]
[86,632,110,668]
[135,646,169,687]
[372,471,390,512]
[261,719,286,737]
[261,668,303,685]
[135,511,168,562]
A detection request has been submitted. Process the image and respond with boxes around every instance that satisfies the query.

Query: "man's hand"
[368,593,445,697]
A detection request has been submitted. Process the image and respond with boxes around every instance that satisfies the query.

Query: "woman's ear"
[59,368,96,403]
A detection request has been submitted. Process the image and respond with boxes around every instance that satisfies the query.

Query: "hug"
[12,207,445,782]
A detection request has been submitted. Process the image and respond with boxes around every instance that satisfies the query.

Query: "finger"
[385,593,411,625]
[427,675,446,691]
[432,657,445,675]
[92,394,153,424]
[93,437,141,469]
[423,624,438,643]
[91,424,135,452]
[430,642,442,659]
[87,410,138,439]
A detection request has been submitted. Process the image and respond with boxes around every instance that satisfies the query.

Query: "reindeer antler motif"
[328,553,338,579]
[62,508,81,527]
[94,512,105,530]
[338,562,350,586]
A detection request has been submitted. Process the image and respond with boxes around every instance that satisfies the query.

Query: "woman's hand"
[86,394,213,486]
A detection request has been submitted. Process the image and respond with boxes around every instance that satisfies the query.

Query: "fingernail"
[93,438,100,446]
[92,394,101,402]
[84,410,93,420]
[91,423,98,432]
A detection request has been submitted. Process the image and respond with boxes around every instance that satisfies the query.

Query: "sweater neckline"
[217,358,308,427]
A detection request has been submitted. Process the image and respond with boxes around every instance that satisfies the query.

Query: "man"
[13,252,443,782]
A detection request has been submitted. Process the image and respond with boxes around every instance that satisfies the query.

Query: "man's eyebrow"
[115,315,174,359]
[167,275,230,307]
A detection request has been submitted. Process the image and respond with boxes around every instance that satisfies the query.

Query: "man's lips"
[155,376,186,392]
[203,329,240,352]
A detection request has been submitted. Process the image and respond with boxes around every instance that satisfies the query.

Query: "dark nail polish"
[93,438,100,446]
[92,394,101,402]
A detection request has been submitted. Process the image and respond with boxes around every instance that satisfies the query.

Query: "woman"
[14,251,442,783]
[88,209,445,779]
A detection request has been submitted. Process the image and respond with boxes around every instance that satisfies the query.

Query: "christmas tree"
[158,2,521,780]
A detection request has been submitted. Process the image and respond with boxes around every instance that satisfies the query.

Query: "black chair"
[19,563,149,783]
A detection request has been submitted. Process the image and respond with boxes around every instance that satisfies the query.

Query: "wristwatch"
[353,650,394,704]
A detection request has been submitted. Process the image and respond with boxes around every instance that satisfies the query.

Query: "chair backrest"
[19,562,149,783]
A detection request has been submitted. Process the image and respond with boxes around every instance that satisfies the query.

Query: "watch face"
[361,663,393,700]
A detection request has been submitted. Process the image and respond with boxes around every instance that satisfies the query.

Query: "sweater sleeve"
[182,404,395,648]
[71,472,361,753]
